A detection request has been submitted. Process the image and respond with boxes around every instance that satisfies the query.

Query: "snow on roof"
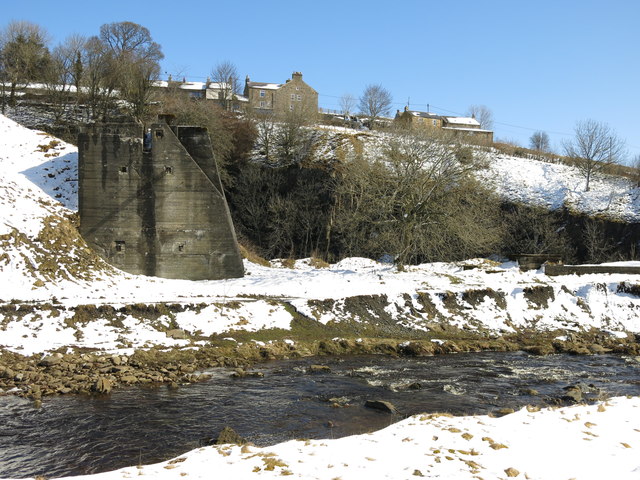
[444,116,481,127]
[152,80,206,91]
[247,82,282,90]
[409,110,440,119]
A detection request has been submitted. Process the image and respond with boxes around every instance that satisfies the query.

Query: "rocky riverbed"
[2,328,639,401]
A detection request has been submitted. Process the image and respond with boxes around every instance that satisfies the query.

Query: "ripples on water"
[0,352,639,478]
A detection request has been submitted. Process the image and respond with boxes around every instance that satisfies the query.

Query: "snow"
[478,152,640,221]
[444,116,481,127]
[2,114,640,479]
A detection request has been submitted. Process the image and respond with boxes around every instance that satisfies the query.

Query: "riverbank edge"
[1,325,639,401]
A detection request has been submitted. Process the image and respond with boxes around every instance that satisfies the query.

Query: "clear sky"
[3,0,640,159]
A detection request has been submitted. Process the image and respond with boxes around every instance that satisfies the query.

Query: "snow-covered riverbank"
[7,395,634,480]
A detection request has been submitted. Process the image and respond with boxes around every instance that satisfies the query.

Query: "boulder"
[166,329,188,340]
[214,426,246,445]
[308,365,331,374]
[364,399,398,414]
[93,377,112,394]
[39,355,62,367]
[562,385,583,403]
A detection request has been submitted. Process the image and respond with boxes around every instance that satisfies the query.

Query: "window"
[296,94,301,101]
[120,166,128,173]
[165,166,173,174]
[432,119,437,126]
[114,240,125,253]
[259,101,266,108]
[177,244,184,252]
[291,94,295,101]
[290,104,294,111]
[259,90,265,97]
[155,129,164,138]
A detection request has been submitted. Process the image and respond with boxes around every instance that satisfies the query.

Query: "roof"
[152,80,206,91]
[246,82,282,91]
[443,116,481,127]
[409,110,441,120]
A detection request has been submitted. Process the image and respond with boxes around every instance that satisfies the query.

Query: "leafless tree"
[529,130,550,156]
[563,119,625,192]
[334,129,501,265]
[0,20,50,111]
[358,84,392,129]
[82,35,116,119]
[96,21,164,119]
[210,60,240,111]
[252,111,278,163]
[632,154,640,186]
[583,218,615,263]
[466,104,494,130]
[339,93,356,116]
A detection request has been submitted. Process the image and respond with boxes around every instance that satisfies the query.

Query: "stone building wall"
[78,121,244,280]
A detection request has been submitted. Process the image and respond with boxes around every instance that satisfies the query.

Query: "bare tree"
[632,154,640,187]
[334,129,501,265]
[358,84,392,129]
[529,130,550,156]
[339,93,356,116]
[97,21,163,119]
[0,20,50,111]
[466,104,493,130]
[210,60,240,111]
[563,119,625,192]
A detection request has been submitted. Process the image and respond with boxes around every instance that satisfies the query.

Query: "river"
[1,351,639,478]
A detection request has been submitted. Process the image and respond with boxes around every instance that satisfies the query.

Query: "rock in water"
[364,399,398,414]
[93,377,112,394]
[215,426,246,445]
[308,365,331,373]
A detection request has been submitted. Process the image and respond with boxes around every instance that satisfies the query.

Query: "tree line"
[0,20,162,120]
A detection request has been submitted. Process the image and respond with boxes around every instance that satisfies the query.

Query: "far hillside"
[3,94,640,267]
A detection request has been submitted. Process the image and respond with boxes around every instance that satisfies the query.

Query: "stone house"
[243,72,318,116]
[394,107,443,130]
[394,106,493,144]
[441,116,493,144]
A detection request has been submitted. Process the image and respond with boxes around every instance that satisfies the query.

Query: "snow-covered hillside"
[311,125,640,222]
[478,152,640,222]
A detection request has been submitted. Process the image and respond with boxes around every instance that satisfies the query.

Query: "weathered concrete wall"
[78,121,244,280]
[545,265,640,276]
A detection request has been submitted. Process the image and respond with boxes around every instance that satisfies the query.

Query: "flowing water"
[1,351,639,478]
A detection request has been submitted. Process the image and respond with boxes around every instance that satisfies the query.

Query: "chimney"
[292,72,303,81]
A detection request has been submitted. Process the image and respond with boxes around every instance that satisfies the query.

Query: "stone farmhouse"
[394,106,493,144]
[243,72,318,116]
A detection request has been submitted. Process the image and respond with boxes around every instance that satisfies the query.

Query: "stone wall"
[545,265,640,276]
[78,121,244,280]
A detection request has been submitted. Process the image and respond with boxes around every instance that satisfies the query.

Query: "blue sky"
[4,0,640,158]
